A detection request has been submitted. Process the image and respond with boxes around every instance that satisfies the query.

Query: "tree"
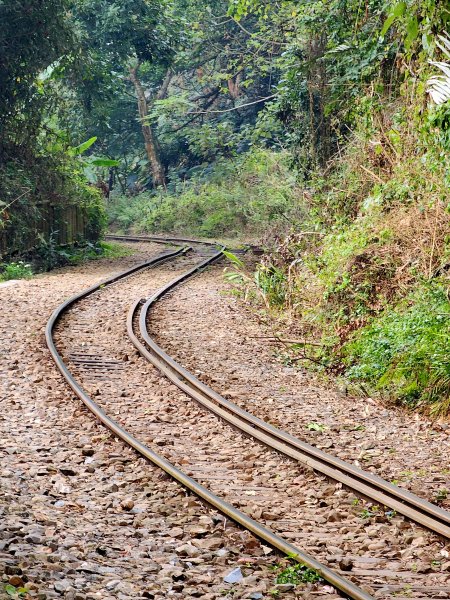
[68,0,280,189]
[0,0,108,255]
[0,0,73,152]
[228,0,395,171]
[128,65,173,189]
[73,0,179,188]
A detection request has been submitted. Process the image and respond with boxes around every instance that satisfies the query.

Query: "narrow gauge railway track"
[111,235,450,536]
[46,238,450,600]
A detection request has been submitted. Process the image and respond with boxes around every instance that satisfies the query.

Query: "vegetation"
[0,241,131,279]
[0,0,108,257]
[216,0,450,416]
[0,261,33,282]
[33,239,131,271]
[109,149,302,238]
[273,559,321,585]
[344,284,450,416]
[2,0,449,413]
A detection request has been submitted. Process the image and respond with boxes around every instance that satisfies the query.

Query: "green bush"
[275,562,321,585]
[254,264,288,308]
[0,261,33,281]
[34,239,128,271]
[343,282,450,415]
[108,149,302,238]
[82,184,107,241]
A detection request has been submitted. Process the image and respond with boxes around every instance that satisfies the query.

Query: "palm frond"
[427,32,450,105]
[436,33,450,58]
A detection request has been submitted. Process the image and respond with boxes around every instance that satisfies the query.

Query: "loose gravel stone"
[147,257,450,599]
[3,241,449,599]
[0,243,297,600]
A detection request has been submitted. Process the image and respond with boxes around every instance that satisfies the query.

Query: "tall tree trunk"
[129,65,166,189]
[156,68,173,101]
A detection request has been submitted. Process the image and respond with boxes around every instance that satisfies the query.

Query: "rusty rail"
[46,236,449,600]
[45,240,376,600]
[127,239,450,540]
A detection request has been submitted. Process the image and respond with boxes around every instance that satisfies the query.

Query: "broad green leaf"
[72,136,97,155]
[306,422,327,432]
[380,2,406,37]
[90,158,120,167]
[381,14,396,37]
[222,249,245,268]
[225,272,244,283]
[393,2,406,17]
[405,15,419,49]
[387,129,401,148]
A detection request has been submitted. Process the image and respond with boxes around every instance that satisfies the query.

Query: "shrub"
[0,261,33,280]
[343,282,450,415]
[34,239,129,271]
[82,184,107,242]
[275,562,321,585]
[108,149,303,238]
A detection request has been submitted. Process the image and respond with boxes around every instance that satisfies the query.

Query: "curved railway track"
[46,236,450,600]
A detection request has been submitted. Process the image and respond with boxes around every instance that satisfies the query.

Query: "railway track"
[46,236,450,600]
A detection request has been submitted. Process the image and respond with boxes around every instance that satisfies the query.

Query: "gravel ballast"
[1,242,449,600]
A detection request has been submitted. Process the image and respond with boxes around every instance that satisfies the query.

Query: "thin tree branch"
[231,17,289,46]
[189,94,276,115]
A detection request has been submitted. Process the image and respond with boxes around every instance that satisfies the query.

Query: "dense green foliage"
[109,149,301,237]
[0,261,33,281]
[217,0,450,414]
[344,283,450,416]
[275,561,321,585]
[0,0,72,140]
[0,0,109,258]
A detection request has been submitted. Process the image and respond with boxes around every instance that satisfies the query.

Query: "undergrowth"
[108,149,303,238]
[227,89,450,416]
[34,238,129,270]
[3,240,132,275]
[344,282,450,416]
[0,260,33,281]
[272,558,321,586]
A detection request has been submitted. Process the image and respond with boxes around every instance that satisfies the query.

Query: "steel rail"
[106,233,219,247]
[44,245,374,600]
[134,252,450,540]
[127,297,376,600]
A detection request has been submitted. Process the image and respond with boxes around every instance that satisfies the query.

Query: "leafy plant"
[69,136,120,174]
[0,261,33,281]
[33,236,128,270]
[254,264,287,308]
[306,422,327,432]
[275,562,321,585]
[344,283,450,414]
[425,363,450,418]
[222,249,245,269]
[360,505,380,520]
[4,584,28,598]
[435,488,449,503]
[108,149,302,238]
[427,32,450,105]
